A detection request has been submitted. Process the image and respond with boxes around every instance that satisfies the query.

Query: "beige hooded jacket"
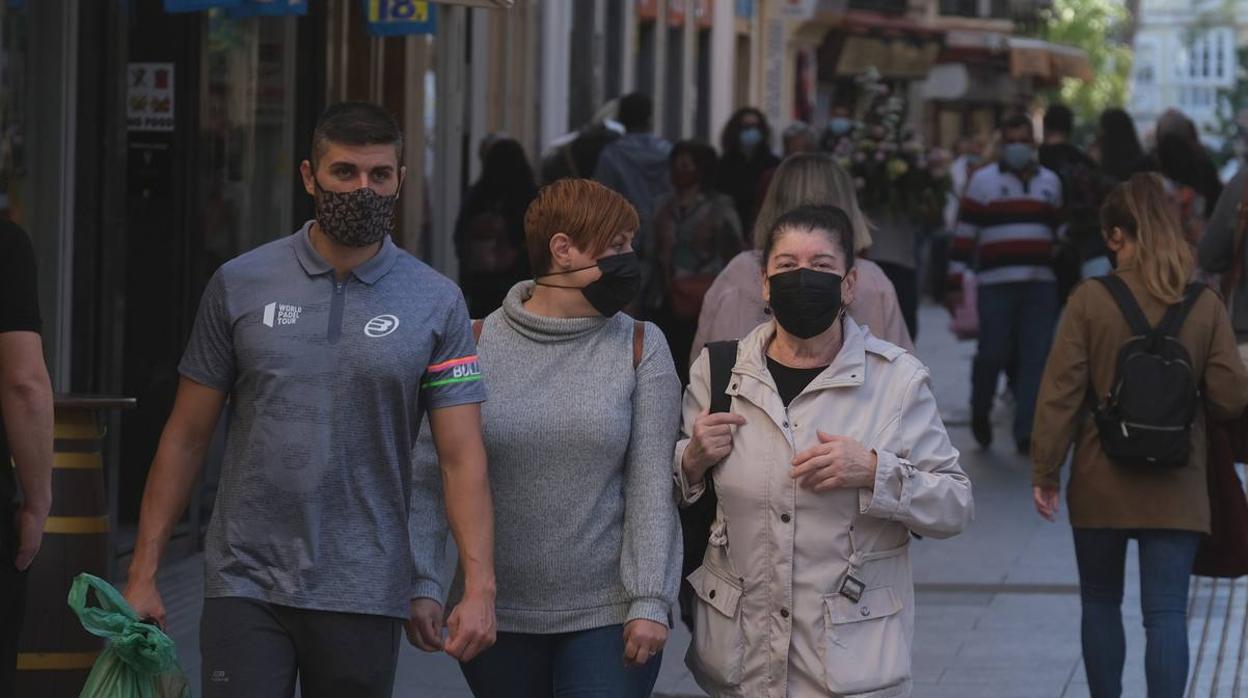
[674,318,972,697]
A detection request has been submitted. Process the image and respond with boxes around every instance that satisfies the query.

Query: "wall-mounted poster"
[127,63,176,132]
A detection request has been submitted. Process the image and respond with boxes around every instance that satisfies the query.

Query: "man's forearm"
[2,375,54,512]
[128,435,209,581]
[442,459,495,597]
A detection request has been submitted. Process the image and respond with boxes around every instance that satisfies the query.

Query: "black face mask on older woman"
[768,268,844,339]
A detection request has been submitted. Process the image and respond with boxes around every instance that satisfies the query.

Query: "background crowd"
[457,91,1242,391]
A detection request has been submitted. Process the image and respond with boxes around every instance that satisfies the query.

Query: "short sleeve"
[420,292,486,410]
[0,222,42,334]
[178,270,237,392]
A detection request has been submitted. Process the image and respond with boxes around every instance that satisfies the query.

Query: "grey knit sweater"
[424,282,683,633]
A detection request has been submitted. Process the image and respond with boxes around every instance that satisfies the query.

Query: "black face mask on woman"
[535,252,641,317]
[768,267,844,339]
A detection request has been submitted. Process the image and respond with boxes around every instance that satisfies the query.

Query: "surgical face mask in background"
[828,117,853,137]
[739,127,763,152]
[1001,142,1036,172]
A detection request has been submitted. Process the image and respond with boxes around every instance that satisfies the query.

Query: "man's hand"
[13,502,48,571]
[443,591,495,663]
[791,431,878,492]
[622,619,668,668]
[122,577,167,629]
[405,598,445,652]
[1034,486,1060,522]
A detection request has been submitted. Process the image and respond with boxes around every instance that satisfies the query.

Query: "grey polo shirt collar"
[293,220,399,285]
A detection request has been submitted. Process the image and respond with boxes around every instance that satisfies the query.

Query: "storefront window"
[198,11,298,267]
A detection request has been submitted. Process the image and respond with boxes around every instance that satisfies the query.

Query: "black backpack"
[1090,277,1205,469]
[678,340,737,629]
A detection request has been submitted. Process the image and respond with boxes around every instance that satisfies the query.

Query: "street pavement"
[142,302,1247,696]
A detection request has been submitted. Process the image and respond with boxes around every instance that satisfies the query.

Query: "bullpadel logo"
[365,315,400,338]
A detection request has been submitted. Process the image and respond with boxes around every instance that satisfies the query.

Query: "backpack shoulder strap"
[633,320,644,370]
[706,340,739,414]
[1157,283,1208,338]
[1093,275,1152,337]
[472,319,484,344]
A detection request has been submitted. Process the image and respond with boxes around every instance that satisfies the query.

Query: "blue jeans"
[971,280,1058,444]
[459,624,662,698]
[1073,528,1201,698]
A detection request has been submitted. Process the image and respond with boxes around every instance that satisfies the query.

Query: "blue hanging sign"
[364,0,436,37]
[163,0,242,12]
[226,0,308,17]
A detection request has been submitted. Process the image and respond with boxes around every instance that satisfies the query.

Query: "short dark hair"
[1000,113,1034,137]
[762,205,855,271]
[1043,104,1074,136]
[669,140,718,188]
[616,93,653,132]
[311,101,403,167]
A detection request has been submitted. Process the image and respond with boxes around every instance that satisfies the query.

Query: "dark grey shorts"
[199,597,402,698]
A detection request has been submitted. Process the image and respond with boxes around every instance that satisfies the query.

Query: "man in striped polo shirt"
[947,114,1064,454]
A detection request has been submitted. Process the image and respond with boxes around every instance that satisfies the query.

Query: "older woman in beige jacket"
[688,153,913,368]
[675,204,972,698]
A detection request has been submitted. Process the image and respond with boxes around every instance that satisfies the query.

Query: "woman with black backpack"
[1031,173,1248,698]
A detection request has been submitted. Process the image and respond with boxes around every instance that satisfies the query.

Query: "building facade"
[7,0,1086,565]
[1130,0,1248,147]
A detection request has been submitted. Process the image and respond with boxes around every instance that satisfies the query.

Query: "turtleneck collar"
[501,281,609,344]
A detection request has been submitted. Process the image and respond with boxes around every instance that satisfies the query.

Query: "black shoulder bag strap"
[1088,275,1151,411]
[706,340,739,415]
[679,340,738,628]
[1094,275,1153,338]
[1156,283,1207,339]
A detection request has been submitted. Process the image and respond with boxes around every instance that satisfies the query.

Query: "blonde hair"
[751,153,873,253]
[1099,173,1193,304]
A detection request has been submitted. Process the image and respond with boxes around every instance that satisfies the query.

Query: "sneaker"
[972,415,992,449]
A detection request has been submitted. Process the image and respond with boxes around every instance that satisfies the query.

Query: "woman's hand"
[1033,486,1060,522]
[791,431,877,492]
[622,619,668,668]
[405,598,444,652]
[682,409,747,485]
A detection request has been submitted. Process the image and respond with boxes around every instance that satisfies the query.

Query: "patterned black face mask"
[313,179,398,247]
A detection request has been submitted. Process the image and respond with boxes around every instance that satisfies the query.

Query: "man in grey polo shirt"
[123,102,496,697]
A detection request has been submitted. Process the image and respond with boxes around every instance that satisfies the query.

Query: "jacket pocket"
[685,565,745,688]
[820,586,910,695]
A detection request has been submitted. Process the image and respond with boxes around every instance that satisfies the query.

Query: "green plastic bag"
[68,573,190,698]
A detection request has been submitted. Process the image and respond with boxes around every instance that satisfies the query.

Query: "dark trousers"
[971,280,1057,444]
[1073,528,1201,698]
[460,625,662,698]
[0,503,27,694]
[876,260,919,341]
[200,597,402,698]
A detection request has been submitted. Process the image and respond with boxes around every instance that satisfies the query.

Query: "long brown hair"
[1099,173,1193,304]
